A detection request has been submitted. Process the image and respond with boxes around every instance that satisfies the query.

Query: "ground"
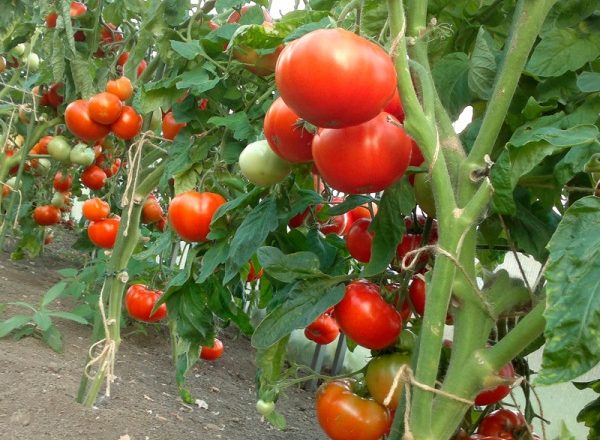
[0,233,326,440]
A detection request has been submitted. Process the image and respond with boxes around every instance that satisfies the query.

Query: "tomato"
[239,140,291,186]
[156,216,167,232]
[414,172,436,218]
[318,211,351,236]
[44,231,55,245]
[125,284,167,322]
[383,88,405,122]
[410,140,424,167]
[0,56,6,73]
[70,143,96,166]
[276,28,396,128]
[82,197,110,221]
[256,399,275,417]
[334,281,402,350]
[200,338,224,361]
[33,205,61,226]
[87,216,120,249]
[365,353,410,410]
[88,92,123,125]
[304,313,339,345]
[65,100,111,142]
[474,362,515,406]
[106,158,121,177]
[408,276,427,316]
[81,165,107,190]
[141,195,164,224]
[70,1,87,17]
[100,23,123,44]
[46,12,58,28]
[24,53,39,72]
[74,30,86,41]
[316,380,390,440]
[111,106,142,140]
[47,136,72,162]
[288,208,309,228]
[162,112,186,140]
[246,261,264,282]
[233,44,284,77]
[312,112,413,194]
[477,409,526,439]
[263,97,314,163]
[136,59,147,77]
[345,218,373,263]
[168,191,226,242]
[396,233,429,267]
[106,76,133,101]
[199,98,209,110]
[349,204,376,223]
[51,191,71,209]
[45,83,64,108]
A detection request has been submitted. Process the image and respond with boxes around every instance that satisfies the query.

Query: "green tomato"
[10,43,26,57]
[149,108,162,132]
[47,136,72,162]
[51,191,68,208]
[414,173,436,218]
[36,158,51,174]
[23,53,39,71]
[4,176,20,191]
[239,140,291,186]
[256,399,275,417]
[365,352,410,411]
[69,143,96,166]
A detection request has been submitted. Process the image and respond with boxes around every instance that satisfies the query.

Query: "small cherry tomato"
[200,338,224,361]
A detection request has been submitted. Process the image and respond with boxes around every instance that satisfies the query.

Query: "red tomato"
[263,97,314,163]
[477,409,526,439]
[45,83,64,108]
[200,338,224,361]
[69,1,87,17]
[33,205,61,226]
[125,284,167,322]
[316,380,390,440]
[111,106,142,140]
[74,30,86,41]
[312,112,413,194]
[349,204,376,223]
[304,313,339,345]
[410,140,425,167]
[106,76,133,101]
[53,171,73,192]
[117,51,129,66]
[141,195,164,224]
[246,261,264,282]
[46,12,58,28]
[318,211,351,236]
[288,208,309,228]
[345,218,373,263]
[168,191,226,242]
[383,88,405,122]
[100,23,123,44]
[136,59,147,77]
[81,165,107,190]
[65,100,111,142]
[44,231,55,245]
[365,353,410,410]
[474,362,515,406]
[87,216,120,249]
[162,112,186,140]
[156,216,167,232]
[82,197,110,221]
[396,233,427,266]
[408,276,427,316]
[88,92,123,125]
[334,281,402,350]
[275,28,396,128]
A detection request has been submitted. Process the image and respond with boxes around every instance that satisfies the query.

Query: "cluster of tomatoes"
[456,409,540,439]
[81,197,119,249]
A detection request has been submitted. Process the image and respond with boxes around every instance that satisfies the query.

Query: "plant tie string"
[383,364,474,440]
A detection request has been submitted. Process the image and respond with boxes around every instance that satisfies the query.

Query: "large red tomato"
[168,191,226,242]
[263,97,314,163]
[141,194,164,224]
[33,205,61,226]
[125,284,167,322]
[88,92,123,125]
[111,106,142,140]
[383,88,405,122]
[88,217,120,249]
[82,197,110,221]
[334,281,402,349]
[312,112,413,194]
[474,362,515,406]
[275,28,396,128]
[304,313,339,345]
[65,100,111,142]
[81,165,107,190]
[53,171,73,192]
[345,218,374,263]
[106,76,133,101]
[316,380,390,440]
[162,111,186,140]
[477,409,526,439]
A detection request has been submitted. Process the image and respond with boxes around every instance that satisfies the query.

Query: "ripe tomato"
[477,409,526,439]
[168,191,226,242]
[383,88,405,122]
[33,205,61,226]
[106,76,133,101]
[45,83,64,108]
[316,380,390,440]
[312,112,413,194]
[125,284,167,322]
[246,261,263,282]
[263,97,314,163]
[88,92,123,125]
[200,338,224,361]
[81,165,107,190]
[396,233,428,267]
[46,12,58,28]
[82,197,110,221]
[156,216,167,232]
[136,59,147,77]
[365,353,410,410]
[304,313,339,345]
[53,172,73,192]
[276,28,396,128]
[141,195,164,224]
[239,140,291,186]
[288,208,309,228]
[408,276,427,316]
[345,218,373,263]
[87,216,120,249]
[474,362,515,406]
[318,211,351,236]
[100,23,123,44]
[74,30,86,41]
[410,140,425,167]
[111,106,142,140]
[162,111,186,140]
[69,1,87,17]
[65,100,111,142]
[334,281,402,350]
[349,204,376,223]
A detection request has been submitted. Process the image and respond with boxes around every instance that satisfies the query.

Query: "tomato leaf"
[197,241,230,283]
[538,196,600,384]
[322,195,373,216]
[432,52,471,120]
[257,246,324,282]
[577,71,600,93]
[574,380,600,439]
[208,112,254,141]
[167,279,215,343]
[176,66,220,95]
[468,27,501,100]
[205,278,253,335]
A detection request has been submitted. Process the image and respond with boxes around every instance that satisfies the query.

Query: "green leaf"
[134,232,173,261]
[57,268,78,277]
[224,197,280,282]
[554,141,600,186]
[432,52,471,119]
[197,241,229,283]
[322,195,372,216]
[257,246,324,282]
[256,335,289,428]
[171,39,203,60]
[206,279,253,335]
[42,325,63,352]
[70,57,95,100]
[211,186,263,224]
[468,27,500,100]
[283,16,334,42]
[510,124,599,148]
[172,335,200,404]
[160,134,194,188]
[577,71,600,93]
[176,66,220,95]
[573,380,600,440]
[538,196,600,384]
[252,281,345,348]
[208,112,254,141]
[41,281,67,307]
[0,315,31,338]
[33,311,52,331]
[167,279,215,344]
[527,28,600,77]
[47,311,88,325]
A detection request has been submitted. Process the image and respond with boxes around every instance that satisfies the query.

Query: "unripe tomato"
[256,399,275,417]
[168,191,226,242]
[70,143,96,166]
[110,106,142,140]
[106,76,133,101]
[82,197,110,221]
[345,218,374,263]
[125,284,167,322]
[162,111,186,140]
[239,140,291,186]
[88,92,123,125]
[414,172,436,218]
[33,205,61,226]
[24,53,39,72]
[87,216,120,248]
[51,191,71,209]
[365,353,410,410]
[47,136,72,162]
[141,195,164,224]
[304,313,339,345]
[81,165,107,190]
[65,100,111,142]
[200,338,224,361]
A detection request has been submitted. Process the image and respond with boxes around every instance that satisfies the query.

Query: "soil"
[0,231,327,440]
